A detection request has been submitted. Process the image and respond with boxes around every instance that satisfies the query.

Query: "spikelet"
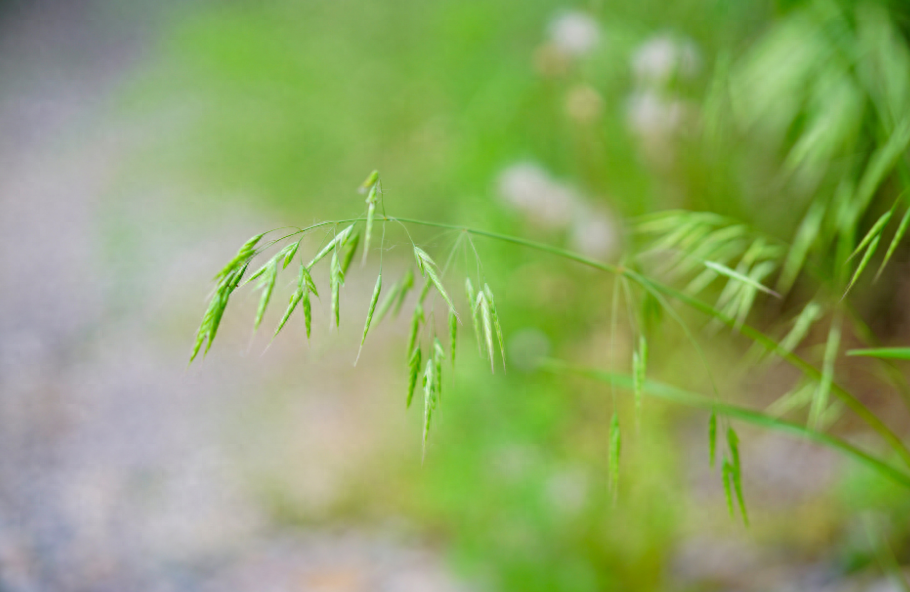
[302,289,312,338]
[330,248,342,327]
[340,232,360,276]
[726,427,748,525]
[393,269,415,317]
[307,225,354,269]
[476,291,495,373]
[414,247,456,314]
[423,358,436,456]
[253,259,279,331]
[362,184,378,266]
[407,303,424,357]
[449,309,457,368]
[360,273,382,347]
[406,346,422,408]
[214,233,264,282]
[484,284,506,371]
[609,413,621,500]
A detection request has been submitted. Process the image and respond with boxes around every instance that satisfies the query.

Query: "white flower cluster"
[547,11,602,57]
[496,162,617,259]
[625,33,702,166]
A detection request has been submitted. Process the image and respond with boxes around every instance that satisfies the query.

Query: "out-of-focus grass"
[122,0,910,589]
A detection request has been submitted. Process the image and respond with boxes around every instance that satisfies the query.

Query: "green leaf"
[849,210,892,261]
[844,236,881,296]
[855,118,910,212]
[777,198,825,294]
[847,347,910,359]
[778,301,823,356]
[704,261,780,297]
[877,207,910,280]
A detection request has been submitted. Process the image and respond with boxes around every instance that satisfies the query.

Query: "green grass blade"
[777,198,825,294]
[876,207,910,280]
[704,261,780,297]
[844,234,881,297]
[847,347,910,359]
[543,362,910,489]
[849,211,892,261]
[855,118,910,212]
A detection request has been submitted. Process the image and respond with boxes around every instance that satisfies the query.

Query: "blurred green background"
[2,0,909,590]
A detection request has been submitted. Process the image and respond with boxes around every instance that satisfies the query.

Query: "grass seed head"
[407,346,422,408]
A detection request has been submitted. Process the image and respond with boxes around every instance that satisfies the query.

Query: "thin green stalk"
[273,215,910,469]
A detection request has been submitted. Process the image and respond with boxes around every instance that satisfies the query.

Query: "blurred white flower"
[625,90,692,166]
[548,11,601,57]
[497,162,576,229]
[570,204,618,259]
[632,33,702,87]
[626,90,686,138]
[497,162,619,259]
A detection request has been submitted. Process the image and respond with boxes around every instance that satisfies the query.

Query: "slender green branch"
[267,214,908,468]
[386,216,910,468]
